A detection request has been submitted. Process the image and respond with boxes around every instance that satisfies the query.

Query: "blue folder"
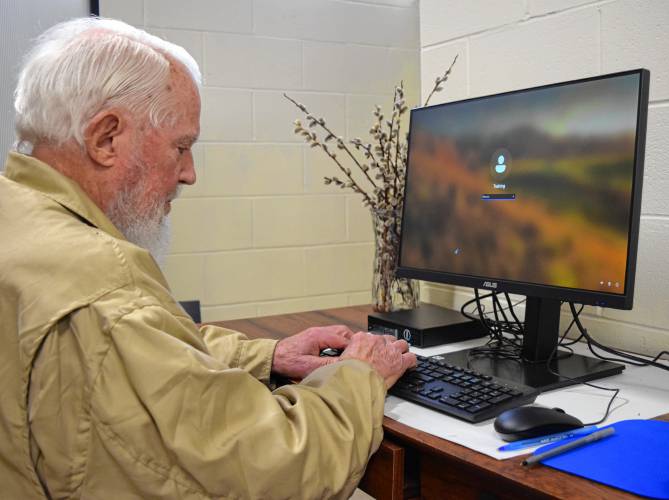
[532,419,669,499]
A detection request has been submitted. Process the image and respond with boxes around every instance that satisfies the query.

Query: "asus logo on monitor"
[482,281,498,289]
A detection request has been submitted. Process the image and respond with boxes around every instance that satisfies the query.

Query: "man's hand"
[339,332,416,389]
[272,325,354,380]
[272,326,416,389]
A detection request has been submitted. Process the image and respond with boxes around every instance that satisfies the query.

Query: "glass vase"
[371,208,420,313]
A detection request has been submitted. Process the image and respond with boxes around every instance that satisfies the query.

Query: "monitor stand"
[438,348,624,392]
[436,296,625,392]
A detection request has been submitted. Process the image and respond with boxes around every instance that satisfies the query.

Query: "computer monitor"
[397,69,650,392]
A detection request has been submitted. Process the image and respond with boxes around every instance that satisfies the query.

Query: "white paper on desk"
[383,341,669,461]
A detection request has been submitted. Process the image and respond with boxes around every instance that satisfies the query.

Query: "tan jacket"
[0,152,386,499]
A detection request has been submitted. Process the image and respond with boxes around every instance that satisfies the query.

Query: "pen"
[498,426,597,452]
[522,427,616,467]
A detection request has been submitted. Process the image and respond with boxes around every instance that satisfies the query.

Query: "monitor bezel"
[396,68,650,310]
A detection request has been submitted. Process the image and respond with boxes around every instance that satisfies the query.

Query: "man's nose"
[179,157,196,185]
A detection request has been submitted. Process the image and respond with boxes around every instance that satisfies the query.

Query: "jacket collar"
[3,151,126,241]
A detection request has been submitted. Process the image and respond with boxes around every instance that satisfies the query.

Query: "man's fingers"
[317,330,352,350]
[393,339,410,353]
[326,325,355,339]
[401,351,417,369]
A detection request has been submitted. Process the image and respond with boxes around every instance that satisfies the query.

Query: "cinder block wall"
[100,0,420,322]
[419,0,669,356]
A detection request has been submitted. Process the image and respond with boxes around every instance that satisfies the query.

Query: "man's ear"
[83,109,126,167]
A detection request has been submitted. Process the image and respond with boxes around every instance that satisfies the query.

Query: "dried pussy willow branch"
[283,54,458,210]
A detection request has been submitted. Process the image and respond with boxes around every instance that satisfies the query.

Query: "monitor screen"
[398,70,648,309]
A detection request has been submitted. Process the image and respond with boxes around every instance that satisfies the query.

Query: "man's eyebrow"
[177,135,199,145]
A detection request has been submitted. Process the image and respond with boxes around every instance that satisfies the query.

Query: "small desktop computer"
[390,68,649,407]
[368,302,488,347]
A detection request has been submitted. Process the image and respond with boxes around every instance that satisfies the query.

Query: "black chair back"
[178,300,201,323]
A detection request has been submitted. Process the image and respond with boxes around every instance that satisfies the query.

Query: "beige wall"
[0,0,89,166]
[419,0,669,357]
[100,0,420,322]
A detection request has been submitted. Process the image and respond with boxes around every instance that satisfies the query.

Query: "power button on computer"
[402,328,412,343]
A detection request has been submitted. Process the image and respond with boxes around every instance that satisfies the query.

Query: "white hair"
[14,17,201,151]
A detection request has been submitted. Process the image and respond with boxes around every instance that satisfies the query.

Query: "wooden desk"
[215,305,667,500]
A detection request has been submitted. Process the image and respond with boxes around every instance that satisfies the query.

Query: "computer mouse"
[319,347,342,357]
[494,405,584,442]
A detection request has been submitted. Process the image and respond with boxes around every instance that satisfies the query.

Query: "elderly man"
[0,18,415,499]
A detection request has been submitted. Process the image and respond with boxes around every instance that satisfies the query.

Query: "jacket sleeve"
[93,300,386,499]
[199,324,278,384]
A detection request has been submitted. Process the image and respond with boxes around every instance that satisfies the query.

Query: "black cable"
[464,292,668,424]
[492,292,502,326]
[493,293,509,326]
[461,292,525,343]
[547,303,669,426]
[474,289,501,338]
[569,303,669,371]
[558,304,584,347]
[545,304,620,426]
[492,293,524,340]
[462,293,525,327]
[468,289,525,362]
[504,292,525,335]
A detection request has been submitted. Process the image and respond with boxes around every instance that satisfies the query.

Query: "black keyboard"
[390,354,539,423]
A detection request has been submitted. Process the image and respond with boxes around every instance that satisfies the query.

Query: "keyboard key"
[440,397,459,406]
[489,394,512,404]
[466,404,486,413]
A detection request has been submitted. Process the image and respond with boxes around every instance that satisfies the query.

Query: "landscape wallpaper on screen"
[400,74,640,294]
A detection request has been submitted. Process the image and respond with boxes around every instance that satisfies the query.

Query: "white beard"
[106,175,179,267]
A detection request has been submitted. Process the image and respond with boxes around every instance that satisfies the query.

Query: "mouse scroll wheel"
[553,408,565,413]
